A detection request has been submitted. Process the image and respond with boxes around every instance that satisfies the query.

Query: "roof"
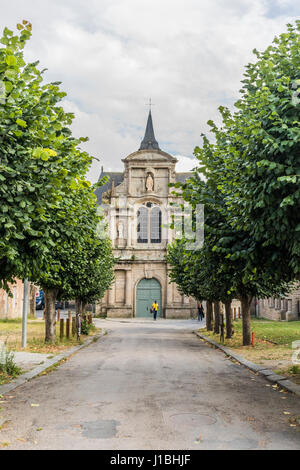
[123,148,177,163]
[175,172,191,184]
[139,110,160,151]
[95,171,124,204]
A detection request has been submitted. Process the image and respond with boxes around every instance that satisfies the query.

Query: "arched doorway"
[136,278,162,318]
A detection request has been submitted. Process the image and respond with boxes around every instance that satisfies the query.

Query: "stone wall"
[100,260,197,319]
[0,280,33,319]
[98,147,199,319]
[257,284,300,321]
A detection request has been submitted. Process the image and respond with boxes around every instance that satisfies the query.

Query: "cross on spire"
[146,98,154,111]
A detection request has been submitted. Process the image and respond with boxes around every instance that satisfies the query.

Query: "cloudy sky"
[1,1,299,181]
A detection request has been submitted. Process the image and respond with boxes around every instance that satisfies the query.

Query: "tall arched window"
[150,206,162,243]
[137,203,162,244]
[137,206,148,243]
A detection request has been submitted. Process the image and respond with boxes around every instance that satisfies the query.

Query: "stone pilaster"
[108,281,115,306]
[125,269,132,306]
[286,298,298,321]
[166,279,173,306]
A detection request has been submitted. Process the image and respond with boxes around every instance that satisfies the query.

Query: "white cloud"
[174,155,197,173]
[1,1,299,182]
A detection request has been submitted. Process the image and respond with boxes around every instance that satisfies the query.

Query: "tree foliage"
[0,22,91,290]
[167,22,299,344]
[57,220,115,308]
[36,180,114,342]
[215,21,300,278]
[0,23,115,343]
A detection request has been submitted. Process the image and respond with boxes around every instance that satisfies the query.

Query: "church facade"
[96,111,197,318]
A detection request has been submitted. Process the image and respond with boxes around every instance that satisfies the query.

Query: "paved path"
[0,319,299,450]
[12,351,52,372]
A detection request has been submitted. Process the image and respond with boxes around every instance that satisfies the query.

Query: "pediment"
[123,149,177,164]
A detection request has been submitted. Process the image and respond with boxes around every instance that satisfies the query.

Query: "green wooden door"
[136,278,162,318]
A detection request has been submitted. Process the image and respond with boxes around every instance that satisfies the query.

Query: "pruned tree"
[0,23,115,343]
[215,22,300,279]
[58,232,114,340]
[168,117,292,345]
[36,179,114,343]
[0,23,91,291]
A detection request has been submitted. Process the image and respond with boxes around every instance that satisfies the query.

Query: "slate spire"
[139,110,160,150]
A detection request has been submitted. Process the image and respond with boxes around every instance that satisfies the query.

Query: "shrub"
[0,344,22,377]
[81,318,94,335]
[289,365,300,375]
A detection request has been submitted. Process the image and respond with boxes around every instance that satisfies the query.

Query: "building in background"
[256,285,300,321]
[0,280,36,319]
[96,111,197,318]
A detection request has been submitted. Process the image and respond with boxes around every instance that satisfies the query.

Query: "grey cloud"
[1,0,299,182]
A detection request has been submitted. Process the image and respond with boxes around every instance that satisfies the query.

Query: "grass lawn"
[0,368,22,386]
[0,373,17,386]
[0,317,99,385]
[199,318,300,384]
[235,318,300,345]
[0,317,99,354]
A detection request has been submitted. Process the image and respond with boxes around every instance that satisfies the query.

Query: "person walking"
[197,303,204,322]
[152,300,159,321]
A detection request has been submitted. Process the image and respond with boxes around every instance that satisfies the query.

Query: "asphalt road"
[0,319,299,450]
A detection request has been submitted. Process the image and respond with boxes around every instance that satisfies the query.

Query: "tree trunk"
[206,300,213,331]
[44,288,58,343]
[82,301,87,316]
[220,312,225,343]
[224,299,233,339]
[240,295,252,346]
[29,283,37,316]
[213,301,221,334]
[75,298,82,341]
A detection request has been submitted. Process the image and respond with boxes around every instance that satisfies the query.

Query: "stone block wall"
[257,284,300,321]
[0,279,32,319]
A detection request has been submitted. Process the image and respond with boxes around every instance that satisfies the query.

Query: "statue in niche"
[146,173,154,192]
[117,222,124,239]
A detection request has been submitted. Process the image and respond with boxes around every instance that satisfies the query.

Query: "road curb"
[0,329,107,396]
[194,331,300,398]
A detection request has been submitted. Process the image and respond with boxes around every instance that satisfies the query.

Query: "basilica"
[95,111,197,318]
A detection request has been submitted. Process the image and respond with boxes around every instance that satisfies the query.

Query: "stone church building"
[95,111,197,318]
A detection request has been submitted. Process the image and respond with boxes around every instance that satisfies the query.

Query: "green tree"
[0,23,115,343]
[167,240,219,333]
[168,124,292,345]
[216,22,300,279]
[36,180,112,343]
[198,133,291,345]
[167,179,236,337]
[0,23,90,291]
[172,24,300,345]
[59,232,114,340]
[187,22,300,343]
